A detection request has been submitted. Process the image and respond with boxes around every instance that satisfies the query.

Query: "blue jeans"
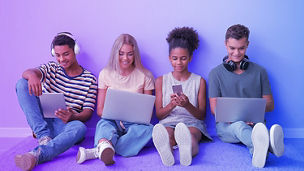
[216,121,254,154]
[16,78,87,163]
[94,118,153,157]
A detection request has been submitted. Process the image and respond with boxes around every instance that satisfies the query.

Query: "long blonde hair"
[106,34,154,79]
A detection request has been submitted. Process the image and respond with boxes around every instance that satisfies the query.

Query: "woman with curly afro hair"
[152,27,212,166]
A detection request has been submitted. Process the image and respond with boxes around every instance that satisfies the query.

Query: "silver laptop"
[39,93,66,118]
[215,97,266,123]
[102,88,155,124]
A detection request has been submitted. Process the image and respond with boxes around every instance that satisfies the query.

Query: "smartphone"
[172,85,183,96]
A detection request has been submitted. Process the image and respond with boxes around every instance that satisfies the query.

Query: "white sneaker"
[269,124,284,157]
[76,147,98,164]
[15,151,39,171]
[97,140,115,165]
[175,122,192,166]
[152,123,175,166]
[38,136,52,145]
[251,123,269,168]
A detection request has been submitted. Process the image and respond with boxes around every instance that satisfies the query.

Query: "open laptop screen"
[102,88,155,124]
[215,97,266,123]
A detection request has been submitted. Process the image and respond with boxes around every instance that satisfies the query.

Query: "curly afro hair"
[225,24,250,41]
[166,27,199,56]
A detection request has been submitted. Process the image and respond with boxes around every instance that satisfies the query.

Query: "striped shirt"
[39,61,97,113]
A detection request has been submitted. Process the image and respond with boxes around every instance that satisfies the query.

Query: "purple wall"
[1,1,303,137]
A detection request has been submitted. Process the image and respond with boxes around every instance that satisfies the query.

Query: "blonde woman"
[77,34,155,165]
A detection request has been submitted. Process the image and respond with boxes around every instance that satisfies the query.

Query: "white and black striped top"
[39,61,97,113]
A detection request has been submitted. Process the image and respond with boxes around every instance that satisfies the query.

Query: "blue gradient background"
[1,0,303,137]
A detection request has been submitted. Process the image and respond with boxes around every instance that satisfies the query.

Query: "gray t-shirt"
[208,62,272,98]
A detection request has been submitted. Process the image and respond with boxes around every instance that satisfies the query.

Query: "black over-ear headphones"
[222,55,249,72]
[51,32,80,56]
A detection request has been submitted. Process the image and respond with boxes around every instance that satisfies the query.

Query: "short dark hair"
[51,32,75,49]
[166,27,199,56]
[225,24,250,41]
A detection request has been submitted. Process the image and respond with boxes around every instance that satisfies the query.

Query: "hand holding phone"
[172,85,183,96]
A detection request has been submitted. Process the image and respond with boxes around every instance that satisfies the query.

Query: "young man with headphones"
[15,32,97,170]
[208,24,284,168]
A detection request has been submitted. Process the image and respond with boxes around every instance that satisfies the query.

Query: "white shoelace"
[85,148,98,159]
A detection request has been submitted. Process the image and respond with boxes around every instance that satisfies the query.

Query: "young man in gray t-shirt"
[208,24,284,168]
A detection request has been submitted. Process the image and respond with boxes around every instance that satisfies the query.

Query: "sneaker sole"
[152,124,175,166]
[175,123,192,166]
[101,148,115,166]
[15,153,36,171]
[76,147,85,164]
[270,124,284,157]
[252,123,269,168]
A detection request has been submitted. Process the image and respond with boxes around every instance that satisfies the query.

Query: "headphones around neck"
[51,32,80,56]
[222,55,249,72]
